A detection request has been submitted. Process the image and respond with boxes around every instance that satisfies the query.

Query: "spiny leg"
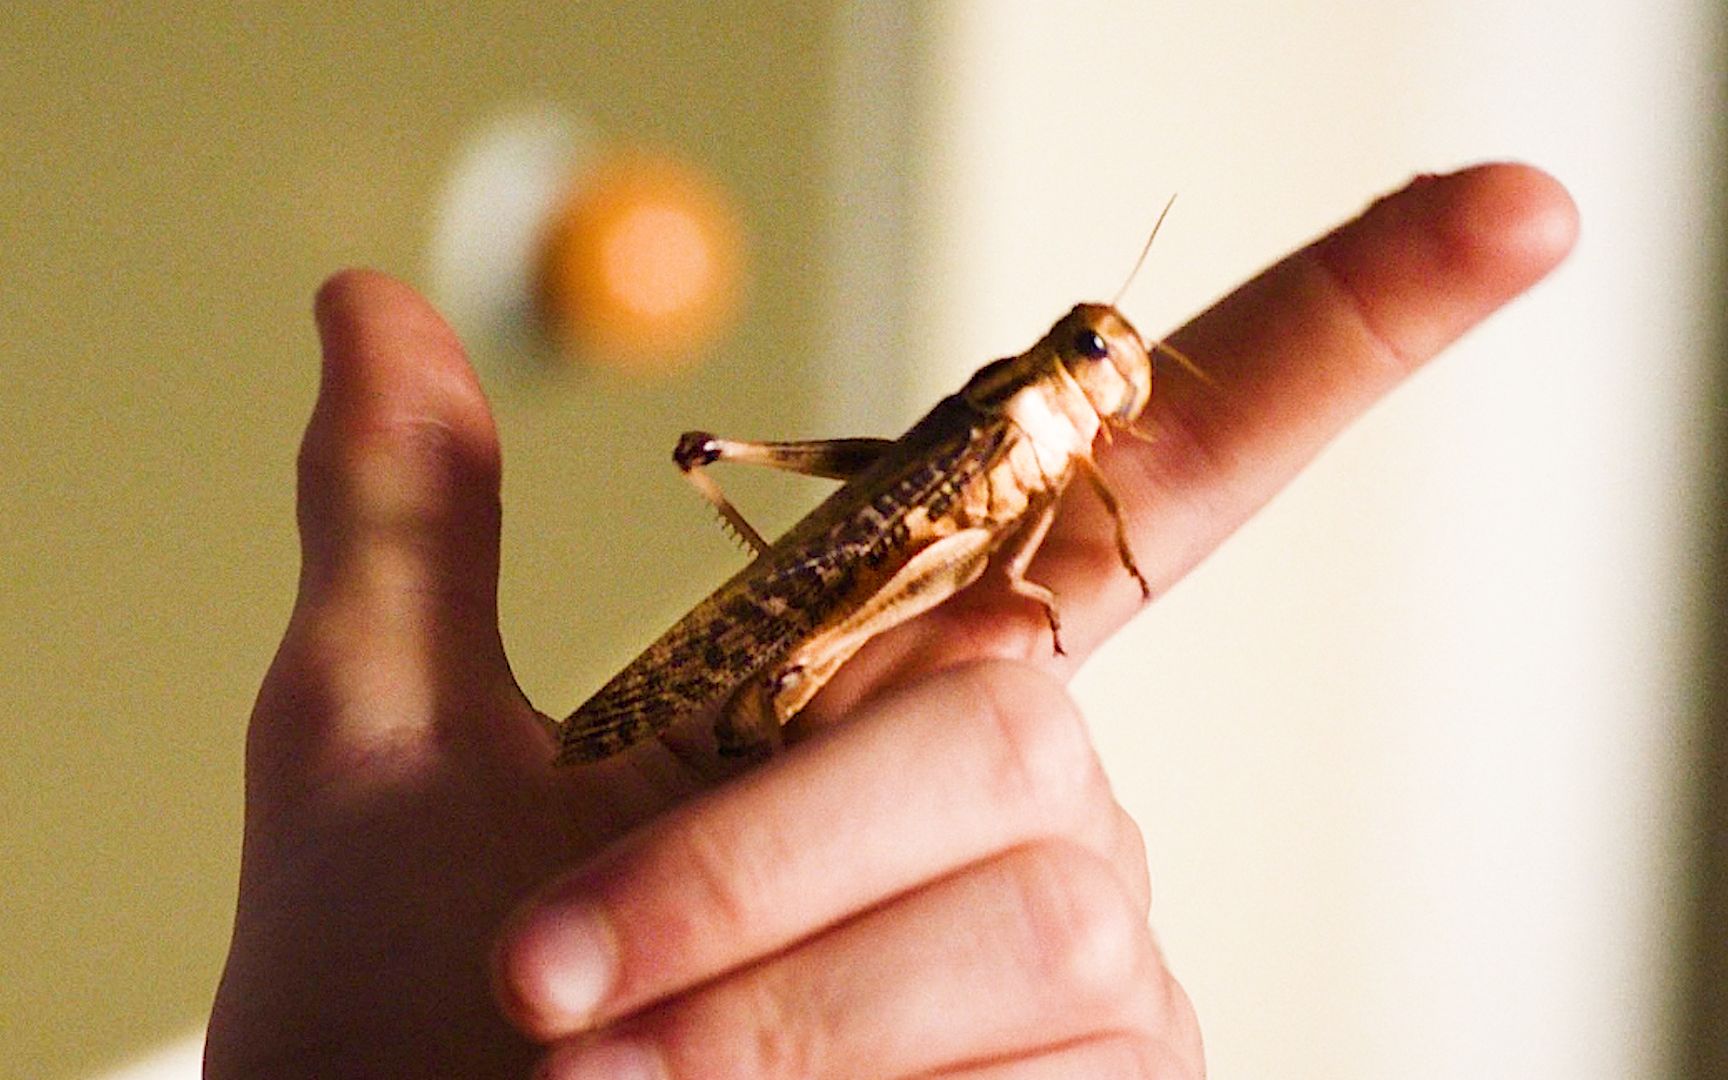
[1076,455,1151,599]
[673,431,897,556]
[769,527,997,722]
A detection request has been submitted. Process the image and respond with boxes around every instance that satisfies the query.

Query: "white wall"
[832,2,1719,1077]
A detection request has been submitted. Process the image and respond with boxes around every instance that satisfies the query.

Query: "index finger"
[805,163,1578,723]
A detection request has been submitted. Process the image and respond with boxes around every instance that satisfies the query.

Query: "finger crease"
[1306,238,1418,379]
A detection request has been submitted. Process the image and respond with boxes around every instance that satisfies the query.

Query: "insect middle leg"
[673,431,897,555]
[994,493,1066,654]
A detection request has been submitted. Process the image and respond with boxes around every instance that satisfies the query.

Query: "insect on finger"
[563,301,1164,767]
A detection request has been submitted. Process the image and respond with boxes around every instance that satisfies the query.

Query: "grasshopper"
[556,298,1194,768]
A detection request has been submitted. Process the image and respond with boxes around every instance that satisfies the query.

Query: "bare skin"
[205,164,1578,1079]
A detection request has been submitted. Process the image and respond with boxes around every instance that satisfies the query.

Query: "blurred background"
[1,2,1721,1078]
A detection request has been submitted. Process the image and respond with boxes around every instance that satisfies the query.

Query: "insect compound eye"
[1072,328,1110,361]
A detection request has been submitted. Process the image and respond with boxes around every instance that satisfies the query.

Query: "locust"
[556,292,1198,769]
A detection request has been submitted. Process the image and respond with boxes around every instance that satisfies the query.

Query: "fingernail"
[513,901,619,1026]
[542,1036,666,1080]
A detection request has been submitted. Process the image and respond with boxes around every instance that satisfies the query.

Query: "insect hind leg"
[674,432,896,481]
[674,432,769,555]
[769,527,998,722]
[673,432,898,558]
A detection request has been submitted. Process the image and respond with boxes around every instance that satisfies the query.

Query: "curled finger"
[497,661,1143,1040]
[536,842,1182,1080]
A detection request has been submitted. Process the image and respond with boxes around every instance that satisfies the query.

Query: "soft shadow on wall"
[1679,71,1728,1076]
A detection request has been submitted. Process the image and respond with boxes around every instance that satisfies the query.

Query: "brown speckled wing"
[558,395,1013,763]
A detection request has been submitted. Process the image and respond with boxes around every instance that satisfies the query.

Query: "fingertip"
[295,268,504,612]
[492,895,620,1041]
[489,925,553,1040]
[1413,162,1579,290]
[1303,162,1577,375]
[314,266,400,324]
[301,265,499,499]
[314,267,451,345]
[490,909,551,1036]
[305,264,498,467]
[316,269,411,373]
[312,268,487,412]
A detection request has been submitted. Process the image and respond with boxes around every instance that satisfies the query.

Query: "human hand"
[205,164,1575,1078]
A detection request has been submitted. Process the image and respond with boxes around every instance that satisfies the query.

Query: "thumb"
[289,268,507,679]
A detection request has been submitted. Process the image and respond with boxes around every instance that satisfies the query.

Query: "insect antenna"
[1109,193,1220,390]
[1150,338,1218,389]
[1110,193,1178,309]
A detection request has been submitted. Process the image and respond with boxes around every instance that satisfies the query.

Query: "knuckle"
[659,966,824,1080]
[363,413,500,513]
[1009,842,1150,1009]
[1306,234,1420,379]
[969,662,1103,827]
[737,981,823,1079]
[1156,970,1206,1072]
[1115,802,1148,859]
[660,812,774,950]
[1110,804,1154,916]
[1116,947,1205,1074]
[299,399,500,526]
[1091,1032,1192,1080]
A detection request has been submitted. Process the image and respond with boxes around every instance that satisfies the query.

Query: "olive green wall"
[0,4,837,1074]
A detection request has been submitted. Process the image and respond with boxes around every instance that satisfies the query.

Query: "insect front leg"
[673,432,897,556]
[1076,455,1151,599]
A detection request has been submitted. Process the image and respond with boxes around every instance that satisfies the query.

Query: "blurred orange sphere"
[536,150,743,373]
